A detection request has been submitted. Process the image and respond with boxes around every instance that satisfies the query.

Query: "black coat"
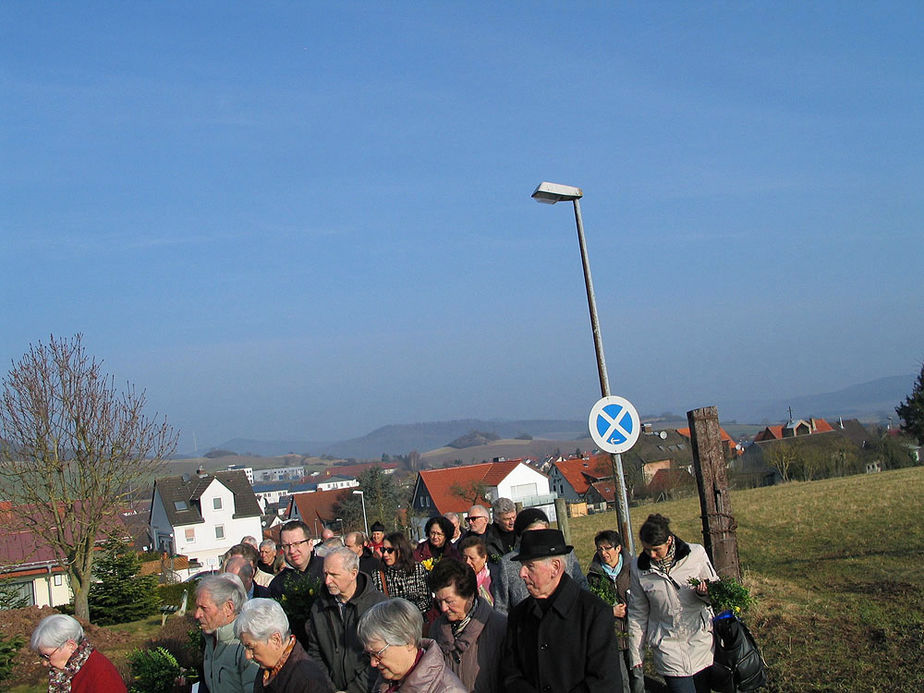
[255,640,334,693]
[500,572,622,693]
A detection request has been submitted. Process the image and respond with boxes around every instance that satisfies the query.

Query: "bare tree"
[0,335,177,620]
[449,480,488,505]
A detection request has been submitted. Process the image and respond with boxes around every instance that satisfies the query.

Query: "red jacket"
[71,649,126,693]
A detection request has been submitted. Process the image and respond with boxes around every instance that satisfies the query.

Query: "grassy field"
[568,466,924,692]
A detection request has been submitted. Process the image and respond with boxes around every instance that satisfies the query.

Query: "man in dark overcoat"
[499,529,622,693]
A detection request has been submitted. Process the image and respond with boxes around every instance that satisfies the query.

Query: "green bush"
[128,646,180,693]
[0,633,24,683]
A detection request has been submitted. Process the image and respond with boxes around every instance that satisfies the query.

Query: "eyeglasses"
[466,516,487,523]
[39,644,63,662]
[381,547,396,554]
[367,642,391,662]
[597,545,617,553]
[280,539,310,551]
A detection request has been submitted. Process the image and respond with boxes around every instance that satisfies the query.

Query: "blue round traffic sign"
[588,396,641,454]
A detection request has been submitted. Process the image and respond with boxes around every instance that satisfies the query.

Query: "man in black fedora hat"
[499,528,622,692]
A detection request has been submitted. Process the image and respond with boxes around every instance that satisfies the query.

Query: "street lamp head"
[532,181,583,204]
[352,490,363,496]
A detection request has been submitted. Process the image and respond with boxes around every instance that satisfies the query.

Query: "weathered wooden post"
[554,497,571,545]
[687,406,740,579]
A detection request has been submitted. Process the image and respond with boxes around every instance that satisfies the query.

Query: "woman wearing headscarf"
[627,514,731,693]
[30,614,126,693]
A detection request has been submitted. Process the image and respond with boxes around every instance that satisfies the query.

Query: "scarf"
[450,597,478,637]
[475,565,494,606]
[48,638,93,693]
[652,536,677,574]
[602,554,623,581]
[262,635,297,687]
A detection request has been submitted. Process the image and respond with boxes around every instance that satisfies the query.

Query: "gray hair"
[444,512,459,523]
[325,546,359,573]
[234,598,291,641]
[241,535,259,548]
[315,536,345,558]
[30,614,83,651]
[197,573,247,615]
[347,531,367,545]
[357,598,422,649]
[467,504,489,518]
[492,497,516,516]
[260,538,276,551]
[223,555,255,585]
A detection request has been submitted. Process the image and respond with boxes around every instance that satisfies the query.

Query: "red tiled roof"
[553,454,612,495]
[675,426,738,450]
[811,418,834,433]
[287,489,353,531]
[417,460,524,515]
[646,468,695,494]
[588,480,617,503]
[754,426,784,442]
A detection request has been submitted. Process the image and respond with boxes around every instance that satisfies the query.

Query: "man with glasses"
[462,504,490,541]
[270,520,324,648]
[587,529,642,693]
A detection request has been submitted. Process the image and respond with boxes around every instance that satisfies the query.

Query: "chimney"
[196,465,207,477]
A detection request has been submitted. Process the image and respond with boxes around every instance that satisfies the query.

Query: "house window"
[215,525,225,540]
[511,482,538,499]
[174,500,188,511]
[185,528,195,543]
[213,497,222,510]
[53,575,63,587]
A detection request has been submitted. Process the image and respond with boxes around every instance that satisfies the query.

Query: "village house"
[284,488,353,537]
[410,459,555,535]
[148,469,262,576]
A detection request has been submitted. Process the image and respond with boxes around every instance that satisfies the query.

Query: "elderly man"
[258,538,278,577]
[462,504,490,541]
[306,546,386,693]
[483,498,517,560]
[227,542,273,589]
[195,573,259,693]
[500,529,621,692]
[270,520,325,648]
[224,555,271,599]
[369,521,386,557]
[344,530,382,575]
[444,511,463,544]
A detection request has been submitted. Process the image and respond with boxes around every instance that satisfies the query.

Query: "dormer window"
[174,501,188,511]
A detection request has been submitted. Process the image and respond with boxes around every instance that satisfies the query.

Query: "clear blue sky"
[2,2,922,451]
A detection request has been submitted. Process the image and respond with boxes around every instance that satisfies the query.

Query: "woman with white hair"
[234,598,333,693]
[30,614,126,692]
[357,598,466,693]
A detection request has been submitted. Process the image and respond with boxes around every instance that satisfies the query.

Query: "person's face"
[434,585,473,622]
[324,554,358,600]
[466,513,489,535]
[596,542,622,569]
[643,535,672,561]
[496,511,516,532]
[240,631,283,669]
[381,540,397,567]
[448,515,460,535]
[38,640,76,670]
[260,546,276,564]
[365,638,418,681]
[372,530,385,544]
[462,546,487,574]
[344,535,364,556]
[194,591,235,634]
[519,558,560,599]
[428,524,446,548]
[280,529,312,571]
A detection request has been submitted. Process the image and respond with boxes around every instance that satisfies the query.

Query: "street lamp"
[531,181,635,555]
[353,490,369,537]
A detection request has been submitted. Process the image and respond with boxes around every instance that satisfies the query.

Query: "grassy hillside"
[568,467,924,692]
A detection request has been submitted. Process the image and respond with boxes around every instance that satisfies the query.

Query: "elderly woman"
[627,514,731,693]
[429,558,506,693]
[413,516,460,564]
[235,598,333,693]
[372,532,432,613]
[457,535,500,606]
[357,598,466,693]
[30,614,126,693]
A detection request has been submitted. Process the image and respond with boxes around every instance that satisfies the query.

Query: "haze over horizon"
[3,3,922,452]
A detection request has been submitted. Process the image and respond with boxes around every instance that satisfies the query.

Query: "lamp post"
[532,181,635,555]
[353,490,369,537]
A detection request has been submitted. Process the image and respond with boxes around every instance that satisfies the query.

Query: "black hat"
[370,521,385,532]
[511,529,573,562]
[514,507,549,536]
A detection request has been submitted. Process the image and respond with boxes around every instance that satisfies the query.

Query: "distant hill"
[717,375,912,424]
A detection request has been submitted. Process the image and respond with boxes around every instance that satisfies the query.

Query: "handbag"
[712,610,767,691]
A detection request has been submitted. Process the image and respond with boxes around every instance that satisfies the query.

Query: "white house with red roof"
[410,460,555,534]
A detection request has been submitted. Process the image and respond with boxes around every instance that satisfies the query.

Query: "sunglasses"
[466,516,487,523]
[382,547,396,554]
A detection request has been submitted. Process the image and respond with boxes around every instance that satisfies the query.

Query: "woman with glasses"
[587,530,643,693]
[358,598,466,693]
[627,514,731,693]
[372,532,432,614]
[30,614,126,692]
[412,516,460,564]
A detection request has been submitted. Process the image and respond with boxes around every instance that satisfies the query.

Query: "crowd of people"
[29,500,729,693]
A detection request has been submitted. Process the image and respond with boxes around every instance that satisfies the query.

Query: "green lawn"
[568,466,924,692]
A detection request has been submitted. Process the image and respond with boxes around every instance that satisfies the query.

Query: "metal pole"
[572,199,635,556]
[358,492,369,537]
